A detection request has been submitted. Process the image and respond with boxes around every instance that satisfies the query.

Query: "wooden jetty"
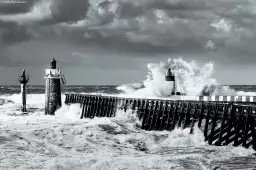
[64,93,256,150]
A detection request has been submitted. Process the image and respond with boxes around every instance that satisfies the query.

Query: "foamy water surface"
[0,93,255,170]
[0,58,256,169]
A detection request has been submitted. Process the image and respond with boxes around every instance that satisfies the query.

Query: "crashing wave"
[117,57,256,97]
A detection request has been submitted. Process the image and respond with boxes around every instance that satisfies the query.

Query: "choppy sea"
[0,85,256,170]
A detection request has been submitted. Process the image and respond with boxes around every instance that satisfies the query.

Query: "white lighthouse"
[44,58,66,115]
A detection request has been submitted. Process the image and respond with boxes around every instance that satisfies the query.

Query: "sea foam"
[117,57,256,98]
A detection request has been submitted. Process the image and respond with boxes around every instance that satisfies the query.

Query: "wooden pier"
[64,94,256,150]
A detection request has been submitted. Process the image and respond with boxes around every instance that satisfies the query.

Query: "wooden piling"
[103,97,109,117]
[208,104,219,145]
[154,101,164,131]
[177,102,186,128]
[204,105,212,140]
[171,102,179,130]
[190,104,198,134]
[234,107,242,146]
[182,103,191,129]
[242,107,251,147]
[198,102,204,128]
[145,100,155,130]
[80,98,86,119]
[141,100,150,130]
[160,101,169,131]
[250,115,256,150]
[224,104,234,145]
[215,104,228,146]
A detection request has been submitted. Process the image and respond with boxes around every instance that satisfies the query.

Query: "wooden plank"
[106,98,112,117]
[224,104,234,145]
[141,100,150,129]
[149,101,159,130]
[215,104,228,146]
[208,104,219,145]
[83,96,89,118]
[183,103,191,129]
[111,98,118,117]
[95,97,102,117]
[250,115,256,150]
[64,94,68,104]
[204,105,212,139]
[171,102,179,130]
[154,101,164,131]
[92,97,99,118]
[90,96,96,118]
[80,98,86,119]
[190,104,198,134]
[145,100,155,130]
[131,99,137,114]
[102,97,108,117]
[160,101,169,131]
[139,100,145,120]
[234,107,243,146]
[105,97,110,117]
[109,98,116,117]
[99,97,105,117]
[86,96,92,118]
[124,99,128,112]
[242,107,251,147]
[136,100,141,119]
[177,102,186,128]
[198,102,204,128]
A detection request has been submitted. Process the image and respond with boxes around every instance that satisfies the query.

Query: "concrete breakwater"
[65,93,256,150]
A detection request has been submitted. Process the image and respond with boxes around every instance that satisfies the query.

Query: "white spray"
[117,58,256,98]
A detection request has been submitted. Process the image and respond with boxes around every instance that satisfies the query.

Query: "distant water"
[0,84,255,170]
[1,84,256,95]
[0,85,121,95]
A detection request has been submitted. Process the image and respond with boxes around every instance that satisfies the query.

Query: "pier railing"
[64,93,256,150]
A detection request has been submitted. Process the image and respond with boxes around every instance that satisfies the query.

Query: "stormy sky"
[0,0,256,85]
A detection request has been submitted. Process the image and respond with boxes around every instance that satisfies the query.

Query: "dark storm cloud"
[0,0,256,67]
[49,0,89,23]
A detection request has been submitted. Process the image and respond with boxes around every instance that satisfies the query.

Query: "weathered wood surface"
[65,94,256,150]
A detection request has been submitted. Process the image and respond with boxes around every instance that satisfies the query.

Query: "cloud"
[49,0,89,23]
[205,40,216,50]
[210,19,233,33]
[0,0,256,67]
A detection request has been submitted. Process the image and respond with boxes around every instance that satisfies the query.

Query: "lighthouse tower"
[44,58,66,115]
[18,69,29,113]
[165,67,181,95]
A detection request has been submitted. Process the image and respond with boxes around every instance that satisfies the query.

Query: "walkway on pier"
[64,94,256,150]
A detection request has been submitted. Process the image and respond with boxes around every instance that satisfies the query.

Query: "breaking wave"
[0,93,255,169]
[117,58,256,98]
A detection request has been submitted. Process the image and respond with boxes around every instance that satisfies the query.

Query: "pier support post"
[18,69,29,113]
[44,58,66,115]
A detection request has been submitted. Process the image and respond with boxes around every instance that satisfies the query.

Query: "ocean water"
[0,85,256,170]
[1,59,256,170]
